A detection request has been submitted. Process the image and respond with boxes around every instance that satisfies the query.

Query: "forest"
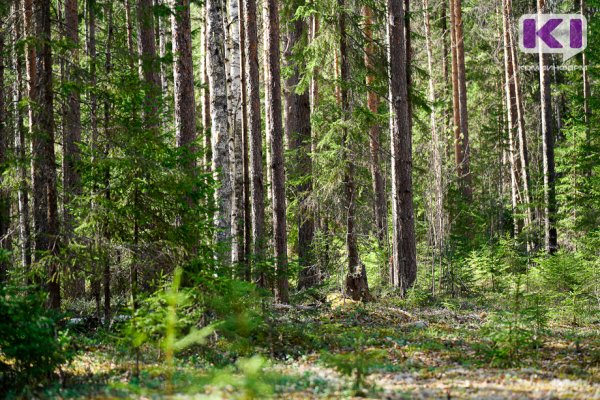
[0,0,598,397]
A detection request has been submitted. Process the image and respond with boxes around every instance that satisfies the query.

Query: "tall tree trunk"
[537,0,557,253]
[263,0,272,206]
[31,0,60,309]
[284,4,315,290]
[207,0,232,265]
[388,0,417,293]
[157,0,169,95]
[0,22,9,281]
[63,0,82,233]
[87,0,102,317]
[226,0,245,268]
[423,0,443,296]
[137,0,160,128]
[340,0,370,302]
[244,0,266,285]
[201,11,212,170]
[12,0,32,272]
[171,0,197,159]
[103,1,114,324]
[580,0,591,172]
[363,5,388,257]
[506,1,533,236]
[449,0,472,200]
[238,0,252,280]
[265,0,289,303]
[501,0,521,238]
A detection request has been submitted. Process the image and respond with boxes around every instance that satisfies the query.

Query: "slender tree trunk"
[581,0,591,171]
[238,0,252,280]
[103,1,114,324]
[171,0,197,158]
[12,0,31,272]
[226,0,245,268]
[501,0,521,237]
[0,23,9,281]
[537,0,557,253]
[207,0,232,265]
[62,0,82,233]
[263,0,272,207]
[284,4,315,290]
[137,0,160,128]
[201,11,212,170]
[449,0,471,200]
[388,0,417,293]
[506,1,533,236]
[265,0,289,303]
[363,5,388,256]
[244,0,266,285]
[31,0,60,309]
[158,0,169,95]
[423,0,443,296]
[339,0,370,302]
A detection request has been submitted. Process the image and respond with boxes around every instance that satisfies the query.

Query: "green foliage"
[481,275,547,367]
[0,285,73,392]
[321,335,386,391]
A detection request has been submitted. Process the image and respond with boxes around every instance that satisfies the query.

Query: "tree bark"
[449,0,472,200]
[423,0,443,296]
[226,0,245,268]
[537,0,557,253]
[137,0,160,128]
[340,0,370,302]
[62,0,82,235]
[207,0,232,265]
[0,22,9,281]
[244,0,266,285]
[31,0,60,309]
[388,0,417,293]
[171,0,197,159]
[12,0,32,272]
[501,0,521,238]
[363,5,388,255]
[284,4,315,290]
[201,11,212,170]
[238,0,252,280]
[265,0,289,303]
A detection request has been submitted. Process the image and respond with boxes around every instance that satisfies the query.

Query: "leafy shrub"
[0,285,72,392]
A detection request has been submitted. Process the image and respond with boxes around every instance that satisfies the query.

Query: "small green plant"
[321,336,386,393]
[481,275,547,366]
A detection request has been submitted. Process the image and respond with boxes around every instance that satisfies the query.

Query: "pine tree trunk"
[388,0,417,294]
[32,0,60,309]
[12,0,31,272]
[238,0,252,280]
[158,0,169,95]
[137,0,160,128]
[423,0,443,296]
[581,0,591,173]
[201,12,212,170]
[509,26,533,234]
[537,0,557,253]
[284,4,315,290]
[244,0,266,285]
[449,0,472,200]
[265,0,289,303]
[363,5,388,256]
[501,0,521,238]
[62,0,82,234]
[171,0,197,158]
[340,0,370,302]
[103,2,114,324]
[0,24,9,281]
[207,0,232,265]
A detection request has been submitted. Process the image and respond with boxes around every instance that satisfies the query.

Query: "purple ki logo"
[519,14,587,61]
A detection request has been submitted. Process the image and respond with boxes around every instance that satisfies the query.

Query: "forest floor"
[45,295,599,399]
